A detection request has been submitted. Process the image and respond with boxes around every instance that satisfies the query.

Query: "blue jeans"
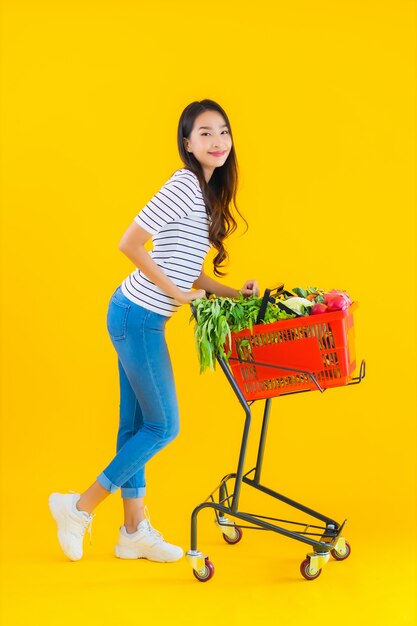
[97,286,179,498]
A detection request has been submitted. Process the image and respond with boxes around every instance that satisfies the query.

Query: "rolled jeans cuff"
[97,472,119,494]
[120,487,146,498]
[97,472,146,498]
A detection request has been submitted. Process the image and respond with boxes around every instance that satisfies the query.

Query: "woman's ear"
[184,138,191,152]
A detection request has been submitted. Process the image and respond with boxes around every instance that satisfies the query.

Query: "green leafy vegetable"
[293,287,309,298]
[191,293,295,373]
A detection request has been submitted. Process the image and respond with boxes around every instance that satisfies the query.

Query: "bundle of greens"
[190,293,295,373]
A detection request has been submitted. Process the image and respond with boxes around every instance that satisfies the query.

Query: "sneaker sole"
[114,545,183,562]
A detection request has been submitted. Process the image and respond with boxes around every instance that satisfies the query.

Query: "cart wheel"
[223,526,243,545]
[331,541,351,561]
[193,558,215,582]
[300,558,322,581]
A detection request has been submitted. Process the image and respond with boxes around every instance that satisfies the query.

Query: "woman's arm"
[193,272,239,299]
[193,270,259,298]
[119,222,205,304]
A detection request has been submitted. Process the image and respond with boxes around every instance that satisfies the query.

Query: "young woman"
[49,99,259,563]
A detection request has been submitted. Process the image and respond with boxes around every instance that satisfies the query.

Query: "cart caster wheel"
[300,558,322,581]
[331,541,351,561]
[193,558,215,582]
[223,526,243,545]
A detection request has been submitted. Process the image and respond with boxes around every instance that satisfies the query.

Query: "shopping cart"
[187,283,366,582]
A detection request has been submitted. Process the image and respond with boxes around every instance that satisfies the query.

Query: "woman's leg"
[116,356,147,530]
[96,289,180,501]
[75,483,145,532]
[77,358,146,515]
[123,497,145,533]
[116,357,146,493]
[49,287,181,561]
[77,480,109,514]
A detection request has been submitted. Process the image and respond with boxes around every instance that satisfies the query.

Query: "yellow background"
[1,1,416,624]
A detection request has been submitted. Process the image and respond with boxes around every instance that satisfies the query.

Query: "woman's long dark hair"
[177,99,248,277]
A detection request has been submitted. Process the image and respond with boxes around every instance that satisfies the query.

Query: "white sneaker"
[115,510,184,562]
[48,492,95,561]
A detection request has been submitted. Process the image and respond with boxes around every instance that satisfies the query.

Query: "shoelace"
[81,512,96,545]
[69,491,96,545]
[143,506,165,542]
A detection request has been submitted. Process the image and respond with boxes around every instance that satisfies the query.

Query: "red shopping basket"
[228,303,357,401]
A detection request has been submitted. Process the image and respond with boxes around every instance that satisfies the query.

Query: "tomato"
[311,303,328,315]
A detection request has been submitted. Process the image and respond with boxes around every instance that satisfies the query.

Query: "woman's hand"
[240,280,260,298]
[175,288,206,305]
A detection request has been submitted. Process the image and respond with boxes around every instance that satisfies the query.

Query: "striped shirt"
[120,168,211,316]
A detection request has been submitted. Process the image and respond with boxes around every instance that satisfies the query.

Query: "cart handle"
[256,282,297,324]
[190,302,197,322]
[347,359,366,385]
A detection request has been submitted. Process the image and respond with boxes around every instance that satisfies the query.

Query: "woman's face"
[184,110,232,182]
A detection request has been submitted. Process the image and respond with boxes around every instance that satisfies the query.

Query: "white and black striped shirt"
[121,168,211,316]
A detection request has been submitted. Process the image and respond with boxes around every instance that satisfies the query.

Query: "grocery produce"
[324,289,352,311]
[292,287,325,300]
[311,302,328,315]
[191,286,353,373]
[281,297,313,316]
[292,287,352,314]
[191,293,295,373]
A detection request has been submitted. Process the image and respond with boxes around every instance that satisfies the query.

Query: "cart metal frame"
[187,293,365,582]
